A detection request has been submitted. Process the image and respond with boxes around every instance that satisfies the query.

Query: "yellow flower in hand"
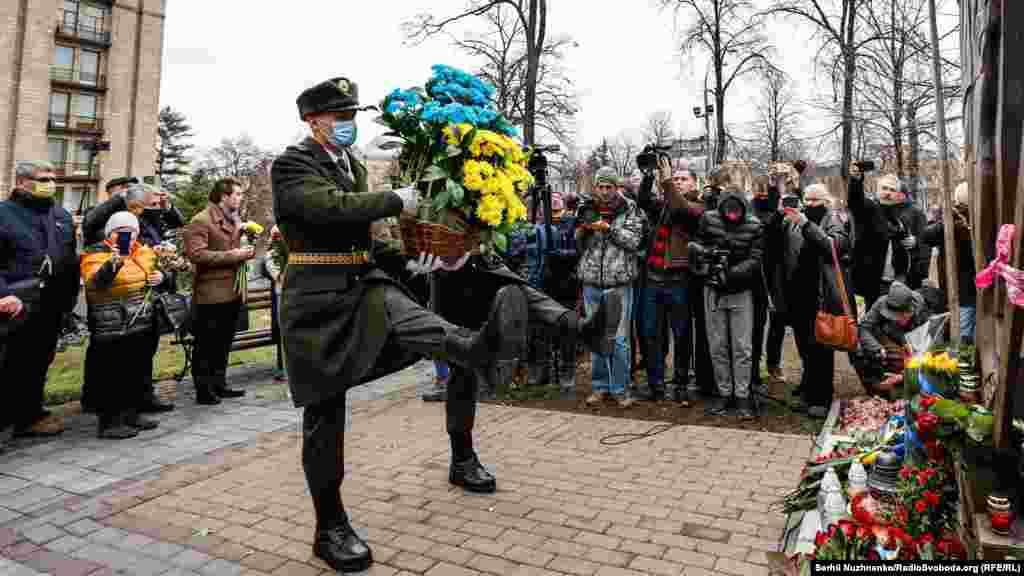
[241,222,264,235]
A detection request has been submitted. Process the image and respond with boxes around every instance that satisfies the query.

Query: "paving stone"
[65,518,104,536]
[199,558,245,576]
[0,485,68,513]
[171,548,215,569]
[0,557,45,576]
[19,522,65,544]
[45,534,89,554]
[0,506,23,524]
[19,548,102,576]
[140,539,186,559]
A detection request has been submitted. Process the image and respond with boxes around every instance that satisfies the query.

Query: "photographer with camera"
[577,166,647,408]
[690,181,765,419]
[634,150,704,405]
[848,163,929,310]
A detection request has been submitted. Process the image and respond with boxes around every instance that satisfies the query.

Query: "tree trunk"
[841,4,858,181]
[715,72,726,165]
[907,102,921,205]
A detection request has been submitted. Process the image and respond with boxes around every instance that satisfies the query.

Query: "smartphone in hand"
[116,231,132,256]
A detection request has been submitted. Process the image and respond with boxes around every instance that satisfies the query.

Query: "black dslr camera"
[636,143,673,174]
[853,160,876,173]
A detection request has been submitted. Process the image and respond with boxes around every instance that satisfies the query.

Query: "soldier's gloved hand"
[394,186,419,215]
[901,235,917,250]
[405,252,471,277]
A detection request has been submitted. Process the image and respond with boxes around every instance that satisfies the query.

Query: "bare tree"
[659,0,774,165]
[194,135,278,237]
[766,0,884,179]
[854,0,960,178]
[447,7,578,145]
[750,67,803,163]
[606,134,639,178]
[404,0,551,146]
[643,111,677,146]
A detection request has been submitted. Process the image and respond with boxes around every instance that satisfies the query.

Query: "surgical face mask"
[751,196,775,213]
[330,120,357,148]
[31,180,56,199]
[804,205,828,224]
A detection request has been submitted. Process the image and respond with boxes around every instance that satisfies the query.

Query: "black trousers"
[301,283,480,531]
[791,311,835,409]
[0,305,62,430]
[687,278,715,395]
[766,310,786,369]
[751,286,768,391]
[192,300,242,389]
[87,334,152,419]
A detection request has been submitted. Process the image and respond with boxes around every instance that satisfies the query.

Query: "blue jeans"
[959,306,976,343]
[640,284,690,390]
[583,285,633,396]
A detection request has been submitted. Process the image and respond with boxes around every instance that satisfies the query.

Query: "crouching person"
[80,212,164,438]
[852,281,929,397]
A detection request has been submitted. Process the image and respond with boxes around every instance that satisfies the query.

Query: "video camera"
[688,242,731,287]
[853,160,876,173]
[636,143,673,173]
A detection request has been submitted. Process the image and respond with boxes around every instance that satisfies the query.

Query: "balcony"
[55,21,111,47]
[54,162,98,181]
[48,114,104,134]
[49,66,106,91]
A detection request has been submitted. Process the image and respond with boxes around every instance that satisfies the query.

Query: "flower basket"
[154,379,177,404]
[396,213,481,260]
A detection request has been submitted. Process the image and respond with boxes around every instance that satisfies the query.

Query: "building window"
[77,94,97,129]
[57,185,92,214]
[54,46,74,81]
[79,50,99,85]
[62,1,110,44]
[74,141,93,174]
[48,138,68,169]
[50,92,69,127]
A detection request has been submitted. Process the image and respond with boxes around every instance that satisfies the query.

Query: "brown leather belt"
[288,251,370,266]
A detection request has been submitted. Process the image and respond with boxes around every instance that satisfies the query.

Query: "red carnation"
[915,499,928,513]
[899,465,912,480]
[649,256,665,268]
[838,519,855,538]
[654,241,666,252]
[815,531,828,547]
[856,525,871,541]
[916,473,928,487]
[657,226,669,238]
[920,395,937,408]
[924,490,940,506]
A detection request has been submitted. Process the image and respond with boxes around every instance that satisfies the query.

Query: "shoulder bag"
[815,238,859,352]
[154,291,192,336]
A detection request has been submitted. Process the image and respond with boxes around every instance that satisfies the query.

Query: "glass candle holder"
[987,494,1014,536]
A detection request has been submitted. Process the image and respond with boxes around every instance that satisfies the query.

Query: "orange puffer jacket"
[80,242,157,302]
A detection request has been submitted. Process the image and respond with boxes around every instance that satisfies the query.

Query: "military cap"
[297,77,378,120]
[105,176,138,191]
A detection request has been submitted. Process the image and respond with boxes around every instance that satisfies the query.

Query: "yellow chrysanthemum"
[476,193,505,227]
[463,159,487,191]
[442,123,474,147]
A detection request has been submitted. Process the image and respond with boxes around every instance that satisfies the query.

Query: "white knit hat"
[104,211,139,238]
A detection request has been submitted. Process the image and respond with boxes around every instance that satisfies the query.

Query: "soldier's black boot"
[312,507,372,573]
[561,291,623,356]
[213,370,245,398]
[442,286,528,368]
[450,454,497,493]
[194,377,221,405]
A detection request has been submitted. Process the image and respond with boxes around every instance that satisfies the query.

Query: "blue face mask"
[330,120,357,148]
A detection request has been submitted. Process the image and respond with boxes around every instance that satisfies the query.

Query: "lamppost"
[693,68,715,172]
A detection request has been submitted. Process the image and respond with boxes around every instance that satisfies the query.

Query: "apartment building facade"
[0,0,166,212]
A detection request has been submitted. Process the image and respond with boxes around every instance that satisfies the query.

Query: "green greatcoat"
[271,137,420,408]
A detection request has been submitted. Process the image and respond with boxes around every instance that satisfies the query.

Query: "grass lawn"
[43,309,277,406]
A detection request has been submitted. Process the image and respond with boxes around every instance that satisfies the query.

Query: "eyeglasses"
[34,177,56,183]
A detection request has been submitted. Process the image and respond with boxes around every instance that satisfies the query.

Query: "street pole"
[926,0,960,347]
[704,68,712,168]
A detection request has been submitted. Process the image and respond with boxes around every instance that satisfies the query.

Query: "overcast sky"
[158,0,959,162]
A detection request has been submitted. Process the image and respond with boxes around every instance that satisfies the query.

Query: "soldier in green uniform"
[271,77,531,573]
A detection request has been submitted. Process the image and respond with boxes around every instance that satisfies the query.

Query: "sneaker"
[616,396,636,408]
[704,397,729,417]
[736,398,755,420]
[422,377,448,402]
[585,392,608,406]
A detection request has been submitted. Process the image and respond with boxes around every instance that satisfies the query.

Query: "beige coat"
[184,203,246,305]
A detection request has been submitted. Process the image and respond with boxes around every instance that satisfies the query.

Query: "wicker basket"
[394,214,481,260]
[154,379,178,404]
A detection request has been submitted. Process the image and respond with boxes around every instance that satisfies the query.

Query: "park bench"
[172,285,276,383]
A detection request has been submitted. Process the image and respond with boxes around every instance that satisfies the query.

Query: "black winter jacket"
[787,209,857,321]
[848,178,929,294]
[696,191,764,294]
[0,191,79,312]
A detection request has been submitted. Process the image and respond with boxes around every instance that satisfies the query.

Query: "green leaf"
[421,165,447,182]
[432,189,451,211]
[493,232,508,253]
[446,178,465,205]
[446,145,462,158]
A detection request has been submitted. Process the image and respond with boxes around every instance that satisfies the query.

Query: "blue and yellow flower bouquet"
[377,65,532,257]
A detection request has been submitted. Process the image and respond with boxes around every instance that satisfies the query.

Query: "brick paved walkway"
[1,361,811,575]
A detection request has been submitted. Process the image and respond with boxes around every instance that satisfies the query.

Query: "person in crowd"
[781,184,855,418]
[921,182,976,343]
[82,177,144,246]
[749,171,787,402]
[0,161,80,440]
[853,281,930,396]
[692,181,764,418]
[848,164,929,311]
[636,158,703,405]
[577,166,646,408]
[183,177,255,404]
[80,212,166,438]
[262,225,286,382]
[688,170,728,398]
[138,184,186,247]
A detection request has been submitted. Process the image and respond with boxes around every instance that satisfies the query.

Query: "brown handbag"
[815,238,859,352]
